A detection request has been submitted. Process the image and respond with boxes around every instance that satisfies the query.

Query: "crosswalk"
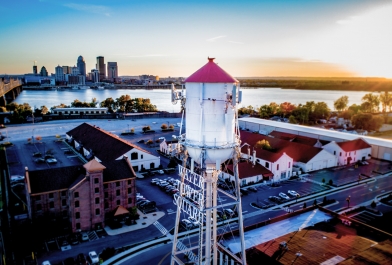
[153,221,169,235]
[177,240,199,262]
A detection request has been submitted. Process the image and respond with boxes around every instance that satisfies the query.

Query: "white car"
[157,170,164,174]
[10,175,24,183]
[188,217,199,228]
[158,137,165,140]
[41,261,51,265]
[288,190,300,197]
[89,251,99,264]
[279,192,290,200]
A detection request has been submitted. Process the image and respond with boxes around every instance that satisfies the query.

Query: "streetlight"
[127,124,130,133]
[32,128,35,144]
[346,195,351,208]
[291,251,302,264]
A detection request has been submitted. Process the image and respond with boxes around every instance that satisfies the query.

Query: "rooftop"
[185,58,238,83]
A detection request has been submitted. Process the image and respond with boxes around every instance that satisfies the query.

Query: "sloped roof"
[84,159,106,172]
[270,131,330,147]
[226,162,274,179]
[337,138,371,152]
[112,205,129,216]
[185,58,238,83]
[28,166,85,194]
[101,158,136,182]
[240,131,324,163]
[67,123,151,162]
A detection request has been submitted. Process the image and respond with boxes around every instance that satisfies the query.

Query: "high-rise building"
[77,56,86,76]
[33,64,37,75]
[62,66,71,75]
[96,56,105,81]
[107,62,118,82]
[55,65,64,81]
[91,69,100,83]
[71,66,79,76]
[40,66,48,77]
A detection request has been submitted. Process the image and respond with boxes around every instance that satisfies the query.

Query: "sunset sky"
[0,0,391,78]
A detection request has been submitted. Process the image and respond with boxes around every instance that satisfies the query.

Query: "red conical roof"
[185,58,238,83]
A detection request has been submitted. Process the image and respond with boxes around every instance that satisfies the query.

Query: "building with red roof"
[222,162,274,186]
[240,131,337,175]
[323,138,372,166]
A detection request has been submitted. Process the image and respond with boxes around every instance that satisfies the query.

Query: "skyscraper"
[55,65,64,81]
[96,56,105,81]
[91,69,100,83]
[40,66,48,77]
[77,56,86,77]
[107,62,118,82]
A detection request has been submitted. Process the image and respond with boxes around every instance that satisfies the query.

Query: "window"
[75,212,80,219]
[105,202,109,209]
[265,162,269,168]
[334,151,336,155]
[116,182,121,187]
[95,208,100,215]
[94,178,99,184]
[128,188,132,194]
[95,187,99,194]
[74,192,79,198]
[49,193,54,199]
[128,198,132,204]
[76,223,81,230]
[95,198,100,204]
[339,152,342,156]
[49,201,54,208]
[36,195,41,201]
[141,154,143,159]
[37,204,42,211]
[288,162,291,168]
[104,192,108,198]
[128,180,132,185]
[104,184,108,189]
[117,200,120,205]
[277,164,279,170]
[116,190,120,196]
[62,199,66,207]
[75,201,79,208]
[61,191,66,197]
[131,152,138,160]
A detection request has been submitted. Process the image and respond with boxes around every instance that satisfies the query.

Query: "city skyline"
[0,0,391,78]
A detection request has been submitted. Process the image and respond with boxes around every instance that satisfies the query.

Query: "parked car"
[181,219,193,230]
[157,169,164,174]
[188,217,199,228]
[89,251,99,264]
[288,190,300,197]
[10,175,25,183]
[137,139,145,143]
[35,158,45,163]
[80,232,89,242]
[269,196,281,202]
[68,234,79,245]
[46,158,58,164]
[240,188,249,195]
[279,192,290,200]
[32,152,42,157]
[41,261,51,265]
[247,186,258,192]
[76,253,88,265]
[224,209,236,218]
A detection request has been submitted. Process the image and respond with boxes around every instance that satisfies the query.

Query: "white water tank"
[184,58,241,165]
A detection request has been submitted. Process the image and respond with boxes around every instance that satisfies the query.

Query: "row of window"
[36,198,133,212]
[53,110,106,114]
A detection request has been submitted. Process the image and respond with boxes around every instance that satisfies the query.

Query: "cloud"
[228,41,244,44]
[126,54,169,58]
[64,3,111,17]
[206,35,226,42]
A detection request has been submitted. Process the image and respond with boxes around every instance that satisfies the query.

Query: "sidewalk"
[104,210,166,236]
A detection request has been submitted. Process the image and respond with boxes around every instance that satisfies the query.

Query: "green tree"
[334,95,349,112]
[288,115,297,124]
[312,102,330,121]
[379,91,392,113]
[351,113,383,131]
[100,97,116,113]
[338,110,354,120]
[362,93,380,113]
[255,139,272,150]
[348,104,361,114]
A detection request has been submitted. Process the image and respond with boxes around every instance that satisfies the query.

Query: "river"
[13,88,371,112]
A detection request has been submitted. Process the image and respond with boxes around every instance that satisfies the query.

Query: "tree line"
[239,92,390,131]
[0,94,158,123]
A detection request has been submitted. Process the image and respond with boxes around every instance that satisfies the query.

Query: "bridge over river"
[0,79,22,106]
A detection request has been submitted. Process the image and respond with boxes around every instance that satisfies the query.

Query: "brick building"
[23,123,149,233]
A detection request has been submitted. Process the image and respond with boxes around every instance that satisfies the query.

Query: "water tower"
[171,58,247,265]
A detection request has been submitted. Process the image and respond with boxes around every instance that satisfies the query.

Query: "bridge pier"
[0,79,22,107]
